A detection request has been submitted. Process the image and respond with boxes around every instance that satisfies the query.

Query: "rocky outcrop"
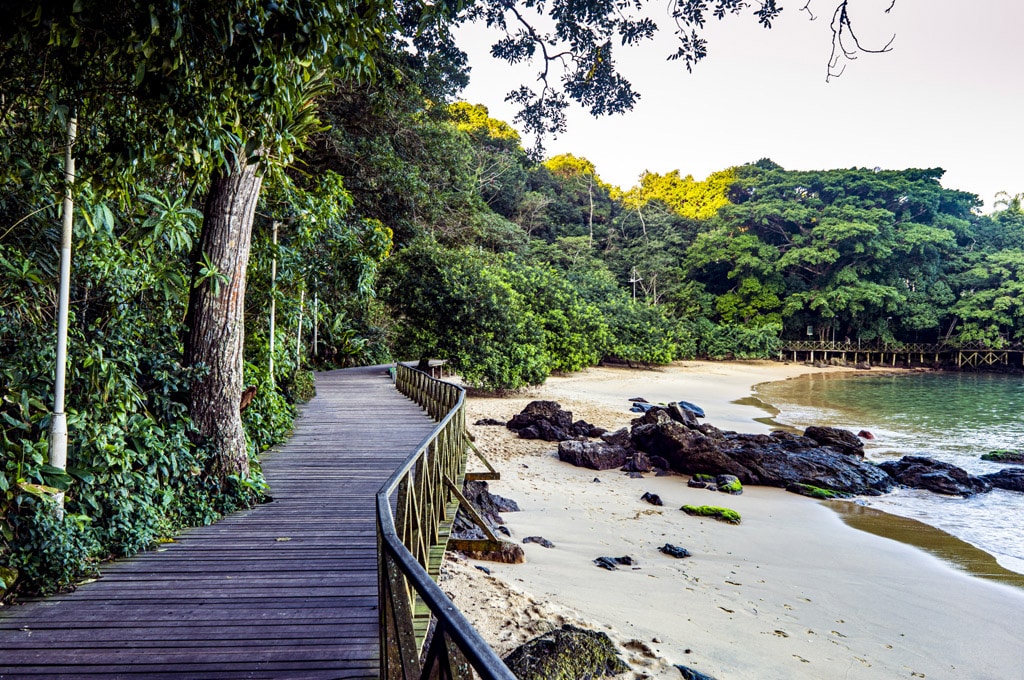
[502,625,630,680]
[507,401,601,441]
[557,440,630,470]
[981,468,1024,492]
[804,426,865,457]
[630,418,894,495]
[877,456,991,496]
[981,450,1024,464]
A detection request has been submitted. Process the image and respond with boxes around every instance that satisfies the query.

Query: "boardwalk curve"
[1,366,436,678]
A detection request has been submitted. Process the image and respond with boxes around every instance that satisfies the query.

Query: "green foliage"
[287,370,317,405]
[4,499,100,595]
[691,321,783,360]
[681,505,742,524]
[382,239,548,390]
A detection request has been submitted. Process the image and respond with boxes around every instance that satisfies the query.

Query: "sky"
[453,0,1024,211]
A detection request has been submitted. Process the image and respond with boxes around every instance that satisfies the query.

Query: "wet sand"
[444,362,1024,679]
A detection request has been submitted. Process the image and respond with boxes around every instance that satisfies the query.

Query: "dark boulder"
[676,665,718,680]
[981,450,1024,465]
[594,556,635,570]
[631,420,895,495]
[640,492,663,506]
[804,426,865,457]
[558,440,630,470]
[981,468,1024,493]
[452,481,519,541]
[877,456,992,497]
[600,427,634,449]
[503,625,630,680]
[623,451,654,473]
[658,544,691,559]
[507,401,575,441]
[573,419,606,438]
[474,418,506,426]
[858,430,876,440]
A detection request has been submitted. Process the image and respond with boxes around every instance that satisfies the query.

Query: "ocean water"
[755,371,1024,576]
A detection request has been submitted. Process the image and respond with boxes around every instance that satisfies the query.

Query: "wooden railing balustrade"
[377,364,515,680]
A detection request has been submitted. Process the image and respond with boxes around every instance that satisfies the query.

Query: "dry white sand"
[443,362,1024,679]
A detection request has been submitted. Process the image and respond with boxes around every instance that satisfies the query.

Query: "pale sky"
[454,0,1024,211]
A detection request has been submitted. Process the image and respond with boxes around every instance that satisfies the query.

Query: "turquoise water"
[755,371,1024,575]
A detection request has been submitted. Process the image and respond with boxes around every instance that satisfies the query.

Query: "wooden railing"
[377,364,515,680]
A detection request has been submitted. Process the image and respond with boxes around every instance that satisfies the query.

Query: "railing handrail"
[376,364,516,680]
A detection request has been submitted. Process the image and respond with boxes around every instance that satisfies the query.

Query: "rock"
[804,426,865,457]
[459,541,526,564]
[594,556,635,570]
[626,471,643,479]
[981,450,1024,465]
[650,455,671,471]
[558,440,631,470]
[623,451,654,472]
[629,397,649,403]
[474,565,492,575]
[675,665,718,680]
[877,456,991,496]
[452,480,519,541]
[631,419,895,496]
[507,400,575,441]
[573,419,606,438]
[785,483,853,499]
[669,403,700,427]
[600,427,634,449]
[857,430,876,440]
[474,418,506,426]
[681,505,741,524]
[715,474,743,495]
[592,477,601,483]
[854,362,872,370]
[641,492,663,506]
[658,544,691,559]
[502,625,630,680]
[523,536,556,548]
[981,468,1024,492]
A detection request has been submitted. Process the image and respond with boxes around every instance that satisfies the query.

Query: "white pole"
[269,221,278,387]
[295,287,305,369]
[49,112,77,510]
[312,291,318,361]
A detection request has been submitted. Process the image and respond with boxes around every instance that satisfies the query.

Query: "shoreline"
[448,361,1024,679]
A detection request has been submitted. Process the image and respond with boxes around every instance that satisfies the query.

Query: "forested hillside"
[3,1,1022,598]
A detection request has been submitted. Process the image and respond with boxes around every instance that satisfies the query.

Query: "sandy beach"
[442,362,1024,679]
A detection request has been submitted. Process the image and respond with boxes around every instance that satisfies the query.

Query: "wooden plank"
[0,366,439,677]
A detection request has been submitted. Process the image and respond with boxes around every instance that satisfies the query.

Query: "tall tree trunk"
[185,161,263,479]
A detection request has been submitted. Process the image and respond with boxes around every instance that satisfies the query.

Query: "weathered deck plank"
[0,366,436,678]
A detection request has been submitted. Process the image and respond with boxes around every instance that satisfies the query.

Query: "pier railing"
[377,364,515,680]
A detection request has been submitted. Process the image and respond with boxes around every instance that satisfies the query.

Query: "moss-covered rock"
[785,483,852,500]
[680,505,741,524]
[981,450,1024,464]
[715,474,743,495]
[502,624,630,680]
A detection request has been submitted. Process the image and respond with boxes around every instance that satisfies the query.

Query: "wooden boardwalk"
[0,366,437,678]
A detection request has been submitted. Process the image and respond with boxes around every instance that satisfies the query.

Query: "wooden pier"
[780,340,1024,369]
[0,366,438,678]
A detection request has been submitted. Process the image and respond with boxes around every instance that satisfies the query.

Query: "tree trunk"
[185,161,263,479]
